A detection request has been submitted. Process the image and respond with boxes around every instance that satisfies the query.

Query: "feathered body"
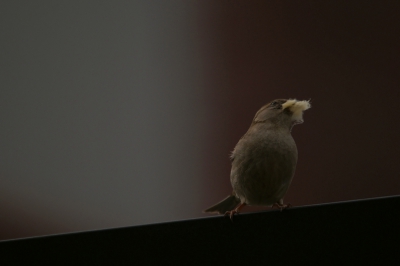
[230,124,297,206]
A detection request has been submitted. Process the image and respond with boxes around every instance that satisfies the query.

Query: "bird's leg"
[224,203,246,221]
[271,202,292,211]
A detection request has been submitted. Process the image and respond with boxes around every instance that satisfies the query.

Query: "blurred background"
[1,1,399,240]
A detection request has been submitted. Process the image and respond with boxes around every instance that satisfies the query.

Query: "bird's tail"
[203,195,241,214]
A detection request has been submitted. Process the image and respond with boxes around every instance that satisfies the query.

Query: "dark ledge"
[1,196,399,264]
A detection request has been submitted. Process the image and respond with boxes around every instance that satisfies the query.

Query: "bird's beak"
[282,99,311,124]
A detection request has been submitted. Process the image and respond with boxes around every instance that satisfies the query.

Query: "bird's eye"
[271,101,278,106]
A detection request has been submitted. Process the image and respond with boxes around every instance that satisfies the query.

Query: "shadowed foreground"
[1,196,399,264]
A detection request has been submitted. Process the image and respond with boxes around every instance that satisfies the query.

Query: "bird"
[204,99,311,219]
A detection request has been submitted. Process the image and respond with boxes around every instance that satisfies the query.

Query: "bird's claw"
[224,210,238,221]
[224,203,246,221]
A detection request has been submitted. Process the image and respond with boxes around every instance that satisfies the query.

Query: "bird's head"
[252,99,311,131]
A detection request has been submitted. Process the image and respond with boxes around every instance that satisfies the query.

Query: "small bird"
[204,99,311,219]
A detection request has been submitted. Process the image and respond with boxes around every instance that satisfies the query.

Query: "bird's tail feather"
[203,195,241,214]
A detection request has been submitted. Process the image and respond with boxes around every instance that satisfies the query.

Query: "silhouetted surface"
[1,196,399,264]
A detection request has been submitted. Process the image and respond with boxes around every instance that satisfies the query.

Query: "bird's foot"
[271,202,292,211]
[224,210,239,220]
[224,203,246,221]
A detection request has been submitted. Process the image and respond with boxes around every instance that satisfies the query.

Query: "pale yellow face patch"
[282,99,311,122]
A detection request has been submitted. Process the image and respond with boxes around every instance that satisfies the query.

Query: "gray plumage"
[204,99,310,216]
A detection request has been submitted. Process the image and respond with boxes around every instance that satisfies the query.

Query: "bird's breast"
[230,132,298,205]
